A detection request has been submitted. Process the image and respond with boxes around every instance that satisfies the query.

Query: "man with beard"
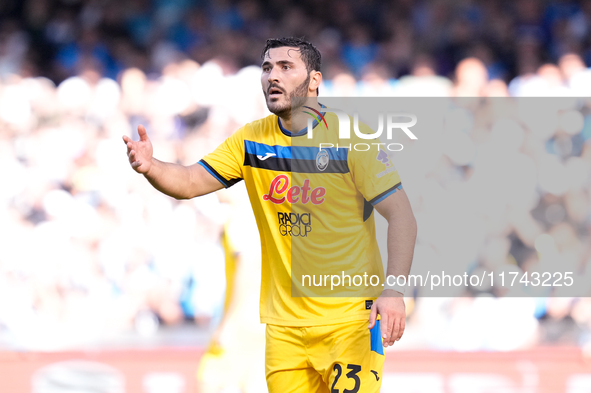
[123,37,417,393]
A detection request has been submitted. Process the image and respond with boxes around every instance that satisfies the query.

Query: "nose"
[267,66,280,85]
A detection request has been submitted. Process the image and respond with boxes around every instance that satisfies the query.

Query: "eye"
[262,66,270,72]
[283,65,291,70]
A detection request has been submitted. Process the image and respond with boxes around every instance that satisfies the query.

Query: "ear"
[309,71,322,95]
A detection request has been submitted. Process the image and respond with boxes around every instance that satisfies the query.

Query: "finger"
[368,304,378,329]
[131,160,142,169]
[397,317,406,341]
[122,135,131,144]
[389,317,400,345]
[129,151,139,165]
[138,124,148,142]
[380,314,390,346]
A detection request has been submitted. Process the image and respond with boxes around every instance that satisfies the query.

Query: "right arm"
[123,125,224,199]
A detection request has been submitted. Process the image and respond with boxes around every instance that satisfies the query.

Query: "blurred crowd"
[1,0,591,352]
[3,0,591,84]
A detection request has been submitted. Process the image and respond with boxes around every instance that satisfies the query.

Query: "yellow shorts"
[265,319,385,393]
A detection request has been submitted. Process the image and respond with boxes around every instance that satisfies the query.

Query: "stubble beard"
[265,74,310,120]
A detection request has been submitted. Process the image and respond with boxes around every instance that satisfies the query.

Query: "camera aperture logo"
[303,106,328,130]
[304,108,418,151]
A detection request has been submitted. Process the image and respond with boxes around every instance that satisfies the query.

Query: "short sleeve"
[199,126,245,188]
[348,123,403,206]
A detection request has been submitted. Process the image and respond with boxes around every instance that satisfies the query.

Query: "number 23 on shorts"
[330,363,362,393]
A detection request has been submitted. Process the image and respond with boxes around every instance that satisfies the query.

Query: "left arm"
[368,187,417,347]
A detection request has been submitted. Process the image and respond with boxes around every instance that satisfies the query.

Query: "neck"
[279,99,321,134]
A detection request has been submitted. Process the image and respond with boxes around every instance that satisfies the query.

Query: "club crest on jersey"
[316,149,329,171]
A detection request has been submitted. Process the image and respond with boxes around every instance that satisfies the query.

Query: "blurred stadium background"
[2,0,591,392]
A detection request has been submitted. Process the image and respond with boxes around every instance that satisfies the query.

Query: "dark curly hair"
[262,37,322,73]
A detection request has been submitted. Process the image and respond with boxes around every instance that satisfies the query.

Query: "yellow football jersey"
[200,111,402,326]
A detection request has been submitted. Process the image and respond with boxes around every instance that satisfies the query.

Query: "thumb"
[368,303,378,329]
[138,124,149,141]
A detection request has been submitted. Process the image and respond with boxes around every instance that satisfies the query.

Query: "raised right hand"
[122,124,153,174]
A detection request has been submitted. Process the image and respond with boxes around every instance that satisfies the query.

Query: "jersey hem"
[261,311,372,327]
[199,159,243,188]
[369,182,403,205]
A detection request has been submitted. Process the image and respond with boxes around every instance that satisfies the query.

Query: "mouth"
[268,86,284,98]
